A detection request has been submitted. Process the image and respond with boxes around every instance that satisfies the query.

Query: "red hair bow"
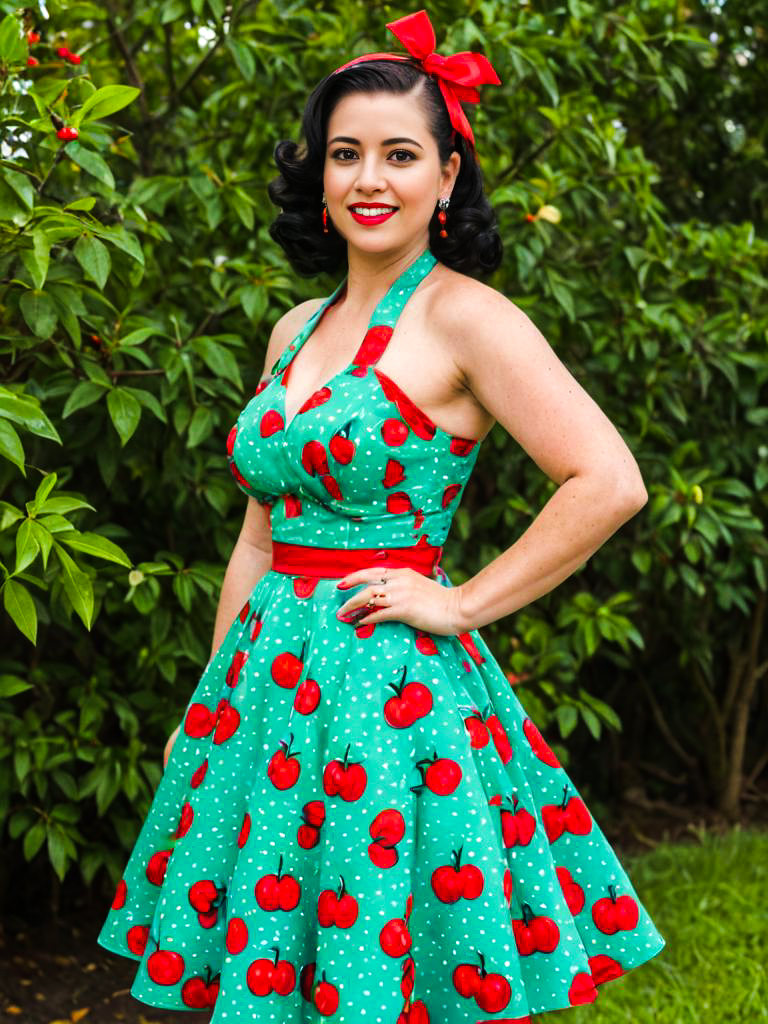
[330,9,501,152]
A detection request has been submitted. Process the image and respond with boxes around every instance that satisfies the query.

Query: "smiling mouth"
[348,206,398,217]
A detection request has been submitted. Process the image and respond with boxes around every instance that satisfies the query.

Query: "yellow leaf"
[71,1009,91,1022]
[6,1008,23,1016]
[536,204,562,224]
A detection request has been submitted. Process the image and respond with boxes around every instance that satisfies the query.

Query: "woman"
[98,10,665,1021]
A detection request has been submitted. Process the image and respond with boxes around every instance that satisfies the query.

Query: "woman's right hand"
[163,723,181,770]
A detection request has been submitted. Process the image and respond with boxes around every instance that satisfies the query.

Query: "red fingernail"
[336,581,350,589]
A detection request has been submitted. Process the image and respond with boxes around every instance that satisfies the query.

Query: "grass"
[550,825,768,1023]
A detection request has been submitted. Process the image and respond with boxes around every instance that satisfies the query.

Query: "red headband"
[330,9,501,153]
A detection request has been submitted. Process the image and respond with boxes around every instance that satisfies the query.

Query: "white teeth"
[351,207,396,216]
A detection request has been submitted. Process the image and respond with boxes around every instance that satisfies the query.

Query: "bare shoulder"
[428,267,532,372]
[261,296,327,375]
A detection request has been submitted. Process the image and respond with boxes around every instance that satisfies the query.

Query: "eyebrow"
[327,136,424,150]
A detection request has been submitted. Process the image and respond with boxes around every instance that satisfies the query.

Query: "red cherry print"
[254,377,271,395]
[464,710,490,748]
[237,811,251,848]
[172,802,194,839]
[198,906,219,929]
[329,422,356,464]
[368,808,406,867]
[503,867,513,905]
[415,631,438,655]
[298,386,332,414]
[381,419,410,446]
[355,324,392,365]
[485,714,513,763]
[228,459,251,490]
[556,866,585,914]
[495,794,536,847]
[184,702,214,738]
[314,974,340,1016]
[323,744,367,801]
[246,947,296,996]
[188,879,220,913]
[355,622,375,639]
[271,648,304,688]
[589,953,624,985]
[294,678,321,715]
[375,370,437,441]
[301,440,329,476]
[431,846,484,903]
[457,631,485,665]
[298,799,325,848]
[190,759,208,789]
[226,425,237,455]
[568,972,598,1005]
[421,755,461,795]
[383,667,433,728]
[299,961,316,1001]
[182,971,220,1008]
[112,879,127,909]
[293,576,319,599]
[452,952,510,1013]
[523,717,560,768]
[213,699,240,744]
[146,848,172,885]
[238,600,250,623]
[442,483,462,507]
[226,649,249,687]
[317,875,359,928]
[255,854,301,911]
[260,410,284,437]
[321,474,343,500]
[512,902,561,955]
[386,491,413,515]
[226,917,248,954]
[147,948,185,985]
[591,885,639,933]
[401,956,415,1000]
[541,785,592,843]
[284,494,303,518]
[267,736,301,790]
[379,916,412,957]
[126,924,149,955]
[382,458,406,488]
[450,436,477,456]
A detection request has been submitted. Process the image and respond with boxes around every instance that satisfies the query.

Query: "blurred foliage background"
[0,0,765,918]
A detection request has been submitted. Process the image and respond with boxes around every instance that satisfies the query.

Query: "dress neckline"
[275,248,438,430]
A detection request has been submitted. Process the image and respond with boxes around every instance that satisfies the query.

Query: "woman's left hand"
[335,567,468,636]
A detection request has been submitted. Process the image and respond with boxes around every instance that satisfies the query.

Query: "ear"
[442,151,461,190]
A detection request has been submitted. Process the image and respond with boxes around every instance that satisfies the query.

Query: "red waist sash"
[271,541,442,578]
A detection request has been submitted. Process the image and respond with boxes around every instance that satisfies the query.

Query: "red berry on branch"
[525,213,536,222]
[27,31,41,43]
[67,53,82,64]
[56,126,79,141]
[56,46,70,57]
[27,56,39,66]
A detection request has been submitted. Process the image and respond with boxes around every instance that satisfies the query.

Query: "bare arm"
[164,298,325,767]
[448,286,648,631]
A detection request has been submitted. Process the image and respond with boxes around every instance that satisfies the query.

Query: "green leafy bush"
[0,0,764,909]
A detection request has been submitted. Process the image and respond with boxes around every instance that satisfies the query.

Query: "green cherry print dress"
[98,247,665,1022]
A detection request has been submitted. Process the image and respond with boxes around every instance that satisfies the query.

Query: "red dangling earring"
[437,196,449,238]
[322,194,329,234]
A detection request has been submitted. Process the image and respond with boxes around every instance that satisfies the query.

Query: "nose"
[353,153,388,194]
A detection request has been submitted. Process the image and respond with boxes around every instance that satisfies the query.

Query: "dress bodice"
[226,248,482,550]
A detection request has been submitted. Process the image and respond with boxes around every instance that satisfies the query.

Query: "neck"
[340,239,431,314]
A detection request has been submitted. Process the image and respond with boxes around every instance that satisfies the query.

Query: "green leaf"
[555,704,578,738]
[39,495,96,514]
[15,519,39,573]
[187,405,213,447]
[191,337,243,390]
[34,471,57,510]
[19,228,51,290]
[54,544,94,629]
[18,289,58,340]
[0,418,25,473]
[77,84,142,123]
[23,820,46,861]
[226,37,256,80]
[74,234,111,289]
[59,531,132,567]
[0,674,33,697]
[0,390,61,443]
[0,13,27,62]
[62,381,107,417]
[106,388,141,445]
[47,826,70,880]
[3,579,37,643]
[65,142,116,190]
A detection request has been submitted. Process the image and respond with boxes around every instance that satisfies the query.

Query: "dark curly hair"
[267,58,502,278]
